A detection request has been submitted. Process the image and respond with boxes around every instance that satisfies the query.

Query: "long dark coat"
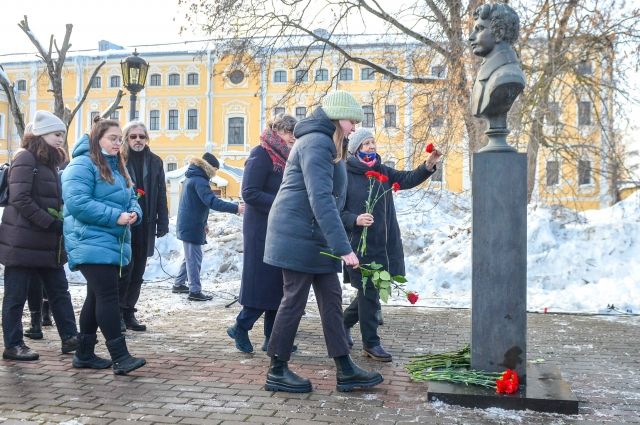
[239,145,285,310]
[340,155,434,288]
[126,147,169,257]
[264,107,351,274]
[0,149,67,268]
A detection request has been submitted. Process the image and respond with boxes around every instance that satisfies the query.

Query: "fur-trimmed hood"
[189,157,217,179]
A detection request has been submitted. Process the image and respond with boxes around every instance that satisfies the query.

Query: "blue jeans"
[2,266,78,348]
[175,241,203,293]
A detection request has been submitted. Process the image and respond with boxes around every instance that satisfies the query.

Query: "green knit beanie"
[321,91,364,123]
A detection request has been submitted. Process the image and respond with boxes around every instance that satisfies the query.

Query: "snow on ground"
[2,189,640,315]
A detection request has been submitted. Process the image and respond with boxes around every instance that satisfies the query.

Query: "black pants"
[2,266,77,348]
[267,269,350,362]
[236,307,277,337]
[343,286,381,348]
[118,240,148,313]
[78,264,122,341]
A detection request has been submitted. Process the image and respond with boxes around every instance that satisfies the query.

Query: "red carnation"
[426,143,435,153]
[136,188,145,199]
[407,291,419,304]
[392,182,400,192]
[365,170,378,179]
[377,174,389,183]
[496,369,519,394]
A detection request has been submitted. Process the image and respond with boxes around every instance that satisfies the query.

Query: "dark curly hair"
[473,3,520,45]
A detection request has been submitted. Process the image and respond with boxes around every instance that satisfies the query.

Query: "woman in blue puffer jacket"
[62,116,145,375]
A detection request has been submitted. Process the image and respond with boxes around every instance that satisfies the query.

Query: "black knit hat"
[202,152,219,169]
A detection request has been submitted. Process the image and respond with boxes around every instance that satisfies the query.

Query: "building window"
[0,114,5,139]
[90,111,100,126]
[110,76,121,88]
[110,110,119,121]
[338,68,353,81]
[578,101,591,126]
[430,115,444,128]
[133,110,139,121]
[382,66,398,80]
[577,60,593,76]
[384,105,397,128]
[149,74,161,86]
[295,107,307,120]
[229,70,245,84]
[91,76,101,89]
[315,68,329,81]
[431,65,446,78]
[578,159,591,185]
[273,107,286,117]
[362,105,375,128]
[149,110,160,131]
[546,101,560,126]
[187,73,199,85]
[431,164,443,182]
[187,109,198,130]
[168,73,180,86]
[167,162,177,172]
[295,70,308,83]
[546,160,559,186]
[228,117,244,145]
[168,109,179,130]
[273,70,287,83]
[17,80,27,91]
[361,67,375,80]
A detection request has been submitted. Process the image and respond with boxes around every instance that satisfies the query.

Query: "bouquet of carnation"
[358,170,400,257]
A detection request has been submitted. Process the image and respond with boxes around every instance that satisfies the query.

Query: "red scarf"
[260,129,291,173]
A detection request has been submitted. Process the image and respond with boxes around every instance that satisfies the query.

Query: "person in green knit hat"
[262,90,383,393]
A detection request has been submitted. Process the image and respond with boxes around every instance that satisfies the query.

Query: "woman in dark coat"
[227,114,298,353]
[340,128,442,362]
[263,91,382,393]
[0,111,79,361]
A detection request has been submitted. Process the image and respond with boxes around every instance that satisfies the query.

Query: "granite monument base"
[427,363,579,414]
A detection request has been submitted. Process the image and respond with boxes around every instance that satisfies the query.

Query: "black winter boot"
[61,335,79,354]
[334,355,383,392]
[41,301,53,326]
[24,312,43,340]
[123,311,147,332]
[119,312,127,333]
[265,357,312,393]
[105,336,146,375]
[72,334,112,369]
[227,323,253,353]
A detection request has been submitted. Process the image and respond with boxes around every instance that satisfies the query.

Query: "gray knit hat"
[31,111,66,136]
[348,128,374,154]
[321,91,364,123]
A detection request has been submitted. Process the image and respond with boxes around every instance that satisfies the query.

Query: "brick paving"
[1,297,639,424]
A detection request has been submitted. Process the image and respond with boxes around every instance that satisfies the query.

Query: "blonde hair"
[332,120,347,163]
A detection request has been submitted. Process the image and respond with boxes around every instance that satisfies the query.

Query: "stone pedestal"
[471,152,527,380]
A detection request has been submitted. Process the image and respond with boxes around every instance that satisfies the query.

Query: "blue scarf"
[358,151,376,162]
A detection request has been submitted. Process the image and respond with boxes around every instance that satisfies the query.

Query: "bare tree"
[0,16,124,152]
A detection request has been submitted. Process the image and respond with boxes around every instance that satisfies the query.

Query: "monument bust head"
[469,3,525,132]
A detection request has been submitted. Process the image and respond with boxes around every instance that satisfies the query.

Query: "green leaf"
[380,289,390,303]
[47,207,62,219]
[380,270,391,281]
[369,262,383,270]
[373,271,380,281]
[361,276,369,294]
[392,275,408,283]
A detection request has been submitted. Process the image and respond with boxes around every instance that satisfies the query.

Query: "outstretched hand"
[426,149,443,171]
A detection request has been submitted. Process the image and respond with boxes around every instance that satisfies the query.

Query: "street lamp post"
[121,49,149,121]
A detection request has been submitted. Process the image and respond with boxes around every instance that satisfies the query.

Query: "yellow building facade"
[0,41,610,210]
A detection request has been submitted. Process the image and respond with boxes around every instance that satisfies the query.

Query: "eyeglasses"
[129,134,147,140]
[109,137,124,145]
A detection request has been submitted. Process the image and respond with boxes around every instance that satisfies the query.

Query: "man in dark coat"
[0,111,78,360]
[173,153,244,301]
[340,128,441,362]
[118,122,169,332]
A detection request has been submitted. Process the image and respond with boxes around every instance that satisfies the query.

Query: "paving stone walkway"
[1,292,639,424]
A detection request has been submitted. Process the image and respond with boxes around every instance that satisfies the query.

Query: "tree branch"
[101,90,125,119]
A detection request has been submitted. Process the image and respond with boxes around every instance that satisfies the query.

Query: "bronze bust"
[469,3,525,151]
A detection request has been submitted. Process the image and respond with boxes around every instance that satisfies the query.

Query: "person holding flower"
[62,116,145,375]
[340,128,441,362]
[0,111,79,361]
[263,91,383,393]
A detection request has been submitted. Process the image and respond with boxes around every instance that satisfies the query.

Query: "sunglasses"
[129,134,147,140]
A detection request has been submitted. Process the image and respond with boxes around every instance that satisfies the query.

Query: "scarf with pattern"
[260,128,291,173]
